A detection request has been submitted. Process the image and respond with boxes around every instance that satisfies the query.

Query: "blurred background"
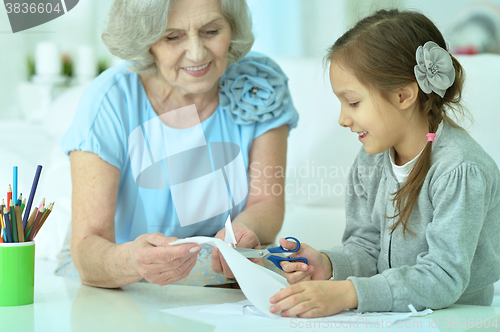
[1,0,500,120]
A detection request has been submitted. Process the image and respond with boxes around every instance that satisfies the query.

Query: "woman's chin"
[177,78,219,95]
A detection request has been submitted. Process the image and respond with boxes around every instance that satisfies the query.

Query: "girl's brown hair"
[325,9,465,235]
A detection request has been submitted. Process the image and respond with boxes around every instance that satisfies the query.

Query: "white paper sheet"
[170,236,289,318]
[223,215,237,246]
[162,302,437,332]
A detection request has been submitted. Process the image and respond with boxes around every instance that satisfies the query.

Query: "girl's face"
[150,0,232,95]
[329,61,415,156]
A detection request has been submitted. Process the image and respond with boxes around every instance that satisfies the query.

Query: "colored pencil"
[3,207,12,243]
[7,185,12,211]
[32,198,45,228]
[22,165,42,229]
[13,166,18,207]
[29,208,44,242]
[21,198,26,214]
[33,202,53,239]
[24,207,38,235]
[16,194,22,206]
[0,201,3,242]
[0,212,5,243]
[15,205,24,242]
[10,200,18,242]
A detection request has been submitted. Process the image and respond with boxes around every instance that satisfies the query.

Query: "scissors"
[234,237,308,271]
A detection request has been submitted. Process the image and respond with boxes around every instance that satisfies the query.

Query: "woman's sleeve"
[349,164,490,312]
[218,52,299,138]
[60,83,127,170]
[321,151,381,280]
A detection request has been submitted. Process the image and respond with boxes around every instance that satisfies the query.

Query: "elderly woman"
[56,0,298,288]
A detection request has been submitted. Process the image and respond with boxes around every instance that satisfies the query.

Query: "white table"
[0,260,499,332]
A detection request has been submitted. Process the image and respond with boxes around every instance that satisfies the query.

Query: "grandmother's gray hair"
[102,0,254,76]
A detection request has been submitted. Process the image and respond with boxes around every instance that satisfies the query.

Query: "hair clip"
[426,133,436,143]
[414,41,455,98]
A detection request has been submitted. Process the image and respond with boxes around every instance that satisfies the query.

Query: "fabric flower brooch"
[219,54,290,125]
[414,41,456,98]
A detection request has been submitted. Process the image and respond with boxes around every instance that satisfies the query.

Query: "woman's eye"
[205,30,219,36]
[166,36,180,41]
[349,102,360,108]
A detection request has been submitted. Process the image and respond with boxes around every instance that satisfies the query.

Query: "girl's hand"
[269,280,358,318]
[278,238,333,283]
[129,233,202,285]
[212,223,264,278]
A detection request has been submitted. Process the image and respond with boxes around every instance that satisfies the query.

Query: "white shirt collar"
[390,121,443,183]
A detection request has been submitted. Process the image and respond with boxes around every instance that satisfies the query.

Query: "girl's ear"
[397,82,419,110]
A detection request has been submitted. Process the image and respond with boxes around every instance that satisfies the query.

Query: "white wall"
[0,0,113,119]
[1,0,500,119]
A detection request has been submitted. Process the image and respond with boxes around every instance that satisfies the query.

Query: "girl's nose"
[338,110,353,128]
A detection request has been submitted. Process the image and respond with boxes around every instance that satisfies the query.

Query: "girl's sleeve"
[60,82,127,170]
[321,152,381,280]
[349,163,491,312]
[218,52,299,138]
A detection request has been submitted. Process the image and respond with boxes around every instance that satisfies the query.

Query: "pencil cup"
[0,241,35,306]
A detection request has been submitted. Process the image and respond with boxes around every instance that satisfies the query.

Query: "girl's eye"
[349,102,360,108]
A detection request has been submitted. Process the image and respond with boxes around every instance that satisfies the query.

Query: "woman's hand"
[129,232,202,285]
[269,280,358,318]
[279,238,333,283]
[212,222,264,278]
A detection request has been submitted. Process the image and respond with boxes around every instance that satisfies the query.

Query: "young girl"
[269,9,500,318]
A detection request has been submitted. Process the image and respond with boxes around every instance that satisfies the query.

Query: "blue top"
[60,52,298,244]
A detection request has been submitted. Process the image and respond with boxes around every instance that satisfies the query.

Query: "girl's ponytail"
[390,54,465,236]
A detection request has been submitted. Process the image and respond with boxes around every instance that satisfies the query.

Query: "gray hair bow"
[414,41,455,98]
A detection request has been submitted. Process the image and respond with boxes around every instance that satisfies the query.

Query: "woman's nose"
[185,36,207,63]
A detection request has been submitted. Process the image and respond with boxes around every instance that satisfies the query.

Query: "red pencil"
[7,185,12,211]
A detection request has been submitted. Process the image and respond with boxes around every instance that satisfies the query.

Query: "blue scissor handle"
[267,236,301,254]
[268,255,308,271]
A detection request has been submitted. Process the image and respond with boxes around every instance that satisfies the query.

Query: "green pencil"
[21,198,26,214]
[10,200,18,242]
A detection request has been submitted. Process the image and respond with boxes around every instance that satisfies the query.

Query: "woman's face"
[150,0,232,95]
